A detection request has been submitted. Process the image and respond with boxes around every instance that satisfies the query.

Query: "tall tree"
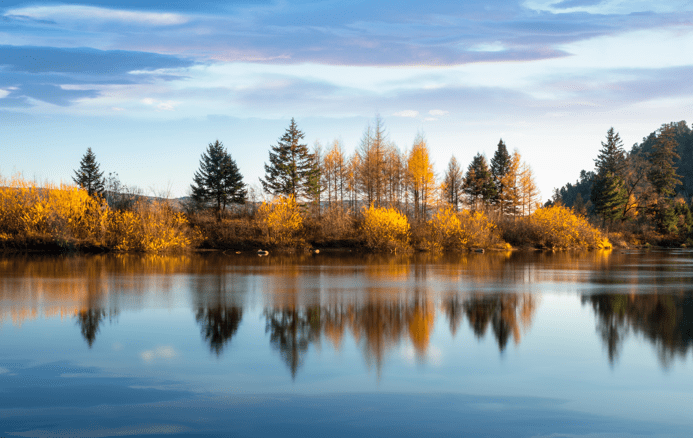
[591,128,628,224]
[191,140,246,220]
[260,118,317,200]
[648,123,682,232]
[407,134,435,219]
[463,153,496,211]
[356,116,387,206]
[518,162,540,216]
[442,156,464,211]
[490,139,512,215]
[73,147,105,198]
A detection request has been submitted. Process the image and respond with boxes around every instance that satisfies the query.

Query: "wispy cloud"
[6,5,188,26]
[393,110,419,118]
[429,109,449,116]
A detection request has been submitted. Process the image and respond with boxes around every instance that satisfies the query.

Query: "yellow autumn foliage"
[529,205,610,249]
[428,207,503,250]
[361,204,410,251]
[256,195,303,247]
[0,176,193,252]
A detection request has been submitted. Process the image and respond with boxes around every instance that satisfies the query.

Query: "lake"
[0,250,692,437]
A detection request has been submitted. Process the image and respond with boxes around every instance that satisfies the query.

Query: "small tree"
[463,153,496,211]
[73,147,105,198]
[490,139,512,215]
[191,140,246,221]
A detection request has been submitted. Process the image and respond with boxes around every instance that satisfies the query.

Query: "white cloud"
[140,345,177,362]
[156,101,177,111]
[141,98,156,105]
[111,107,125,112]
[393,110,419,118]
[6,5,188,26]
[424,117,437,122]
[429,109,449,116]
[0,367,9,374]
[469,42,505,52]
[526,0,693,14]
[0,89,10,99]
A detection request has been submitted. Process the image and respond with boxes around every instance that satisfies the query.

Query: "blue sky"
[2,0,693,198]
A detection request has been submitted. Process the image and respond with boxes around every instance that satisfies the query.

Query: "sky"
[1,0,693,199]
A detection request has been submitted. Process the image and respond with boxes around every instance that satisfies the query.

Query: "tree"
[191,140,246,221]
[648,124,682,232]
[591,128,628,224]
[260,118,317,200]
[442,156,464,211]
[463,153,496,211]
[356,116,388,206]
[518,161,540,216]
[407,134,435,219]
[322,140,347,207]
[490,139,512,214]
[73,147,105,198]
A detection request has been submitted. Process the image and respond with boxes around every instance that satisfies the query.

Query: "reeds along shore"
[1,176,611,253]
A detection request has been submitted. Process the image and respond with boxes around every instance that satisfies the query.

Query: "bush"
[427,207,503,251]
[528,205,610,249]
[361,204,410,251]
[256,196,303,247]
[0,176,195,252]
[107,200,195,252]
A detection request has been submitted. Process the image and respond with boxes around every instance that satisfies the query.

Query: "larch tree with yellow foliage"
[407,134,435,220]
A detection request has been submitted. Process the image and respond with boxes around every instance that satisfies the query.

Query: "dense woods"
[8,116,693,253]
[551,121,693,246]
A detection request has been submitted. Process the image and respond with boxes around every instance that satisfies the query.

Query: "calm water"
[0,250,692,437]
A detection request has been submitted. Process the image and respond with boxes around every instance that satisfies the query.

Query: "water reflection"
[583,293,693,367]
[1,251,692,371]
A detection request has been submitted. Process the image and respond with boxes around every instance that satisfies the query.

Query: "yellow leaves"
[0,176,192,252]
[530,205,606,249]
[256,195,303,247]
[427,207,503,250]
[361,204,410,251]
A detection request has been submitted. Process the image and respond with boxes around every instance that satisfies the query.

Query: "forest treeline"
[6,114,663,253]
[551,121,693,246]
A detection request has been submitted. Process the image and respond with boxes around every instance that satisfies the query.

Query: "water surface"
[1,250,691,437]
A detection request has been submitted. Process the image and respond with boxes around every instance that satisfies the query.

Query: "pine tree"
[73,148,105,198]
[490,139,512,214]
[260,118,316,200]
[463,153,496,211]
[591,128,628,224]
[191,140,246,221]
[443,156,464,211]
[648,123,682,233]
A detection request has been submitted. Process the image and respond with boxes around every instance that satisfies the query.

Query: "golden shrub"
[427,207,502,250]
[0,176,193,252]
[529,205,609,249]
[256,196,303,247]
[107,200,193,252]
[361,204,410,251]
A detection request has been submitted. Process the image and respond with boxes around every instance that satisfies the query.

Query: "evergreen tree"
[490,139,512,214]
[443,156,464,211]
[260,118,317,200]
[73,147,105,198]
[463,153,496,211]
[648,124,682,232]
[648,124,681,199]
[591,128,628,224]
[191,140,246,220]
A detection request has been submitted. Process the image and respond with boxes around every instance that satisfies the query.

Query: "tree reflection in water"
[263,293,538,377]
[583,293,693,367]
[75,308,118,348]
[196,306,243,356]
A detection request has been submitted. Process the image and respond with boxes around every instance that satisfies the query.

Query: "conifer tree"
[191,140,246,221]
[443,156,464,211]
[407,134,435,219]
[73,147,105,198]
[490,139,512,214]
[591,128,628,224]
[260,118,317,201]
[463,153,496,211]
[648,123,682,232]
